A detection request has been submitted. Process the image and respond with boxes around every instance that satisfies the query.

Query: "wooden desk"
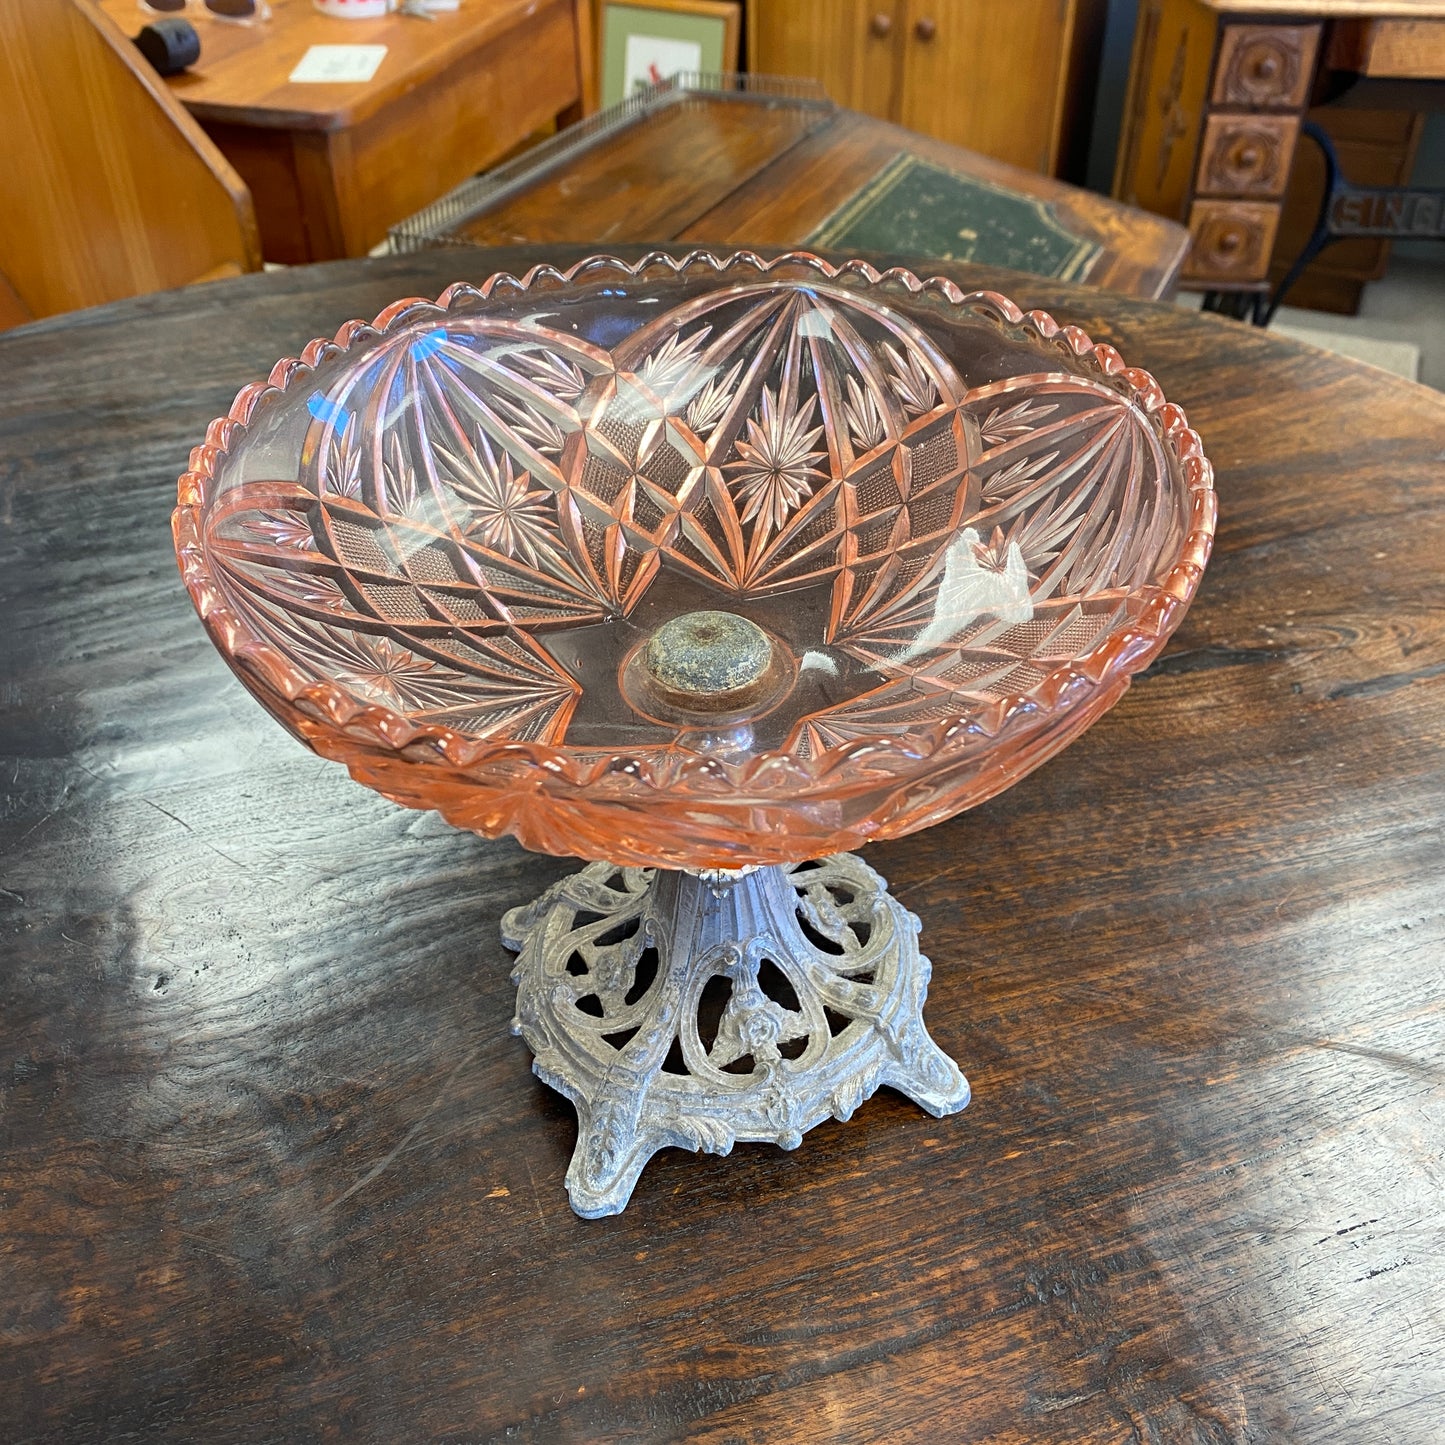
[396,88,1191,299]
[3,247,1444,1442]
[96,0,593,262]
[1114,0,1445,301]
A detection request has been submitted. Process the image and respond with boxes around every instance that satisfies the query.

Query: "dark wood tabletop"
[396,97,1190,301]
[2,246,1443,1444]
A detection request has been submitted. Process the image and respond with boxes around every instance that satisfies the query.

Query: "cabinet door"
[898,0,1074,172]
[747,0,900,120]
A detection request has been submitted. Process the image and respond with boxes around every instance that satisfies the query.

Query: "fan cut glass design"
[175,252,1217,1218]
[175,252,1216,870]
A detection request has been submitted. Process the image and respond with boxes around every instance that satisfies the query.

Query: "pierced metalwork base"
[501,853,970,1218]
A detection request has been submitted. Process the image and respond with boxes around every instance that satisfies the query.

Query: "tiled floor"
[1181,254,1444,390]
[1305,254,1445,391]
[1267,311,1421,383]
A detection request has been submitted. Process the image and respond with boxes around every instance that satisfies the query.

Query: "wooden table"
[96,0,592,262]
[397,88,1192,299]
[3,247,1443,1442]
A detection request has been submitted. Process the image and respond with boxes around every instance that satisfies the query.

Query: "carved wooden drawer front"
[1182,200,1281,282]
[1196,114,1300,198]
[1212,25,1320,109]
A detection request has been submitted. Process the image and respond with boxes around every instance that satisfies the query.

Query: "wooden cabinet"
[746,1,898,121]
[1113,1,1435,307]
[96,0,590,263]
[747,0,1106,177]
[1113,2,1324,288]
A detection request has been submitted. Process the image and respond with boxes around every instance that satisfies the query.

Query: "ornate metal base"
[501,853,970,1218]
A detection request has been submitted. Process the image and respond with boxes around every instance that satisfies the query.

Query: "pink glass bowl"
[174,251,1216,870]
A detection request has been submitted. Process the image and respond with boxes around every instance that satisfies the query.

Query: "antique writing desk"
[392,84,1191,300]
[1,247,1442,1441]
[94,0,594,263]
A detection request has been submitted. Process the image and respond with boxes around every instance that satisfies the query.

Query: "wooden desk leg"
[294,131,351,262]
[201,122,350,265]
[201,122,318,265]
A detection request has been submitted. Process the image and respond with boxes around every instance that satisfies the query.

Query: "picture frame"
[597,0,741,108]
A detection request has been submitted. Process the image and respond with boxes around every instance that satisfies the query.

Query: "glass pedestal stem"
[501,854,970,1218]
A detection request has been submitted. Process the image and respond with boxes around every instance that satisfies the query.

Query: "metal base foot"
[501,853,970,1218]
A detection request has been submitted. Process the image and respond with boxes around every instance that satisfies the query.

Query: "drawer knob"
[1198,116,1296,196]
[870,11,892,37]
[915,16,937,41]
[1214,26,1316,107]
[1185,202,1277,282]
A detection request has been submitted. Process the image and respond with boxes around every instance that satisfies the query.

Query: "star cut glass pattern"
[177,253,1214,871]
[174,251,1217,1217]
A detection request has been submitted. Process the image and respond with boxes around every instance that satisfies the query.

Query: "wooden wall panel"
[0,0,259,320]
[1113,0,1220,220]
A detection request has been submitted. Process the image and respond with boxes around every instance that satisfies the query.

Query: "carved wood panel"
[1212,24,1319,110]
[1182,199,1280,282]
[1111,0,1220,219]
[1195,113,1299,198]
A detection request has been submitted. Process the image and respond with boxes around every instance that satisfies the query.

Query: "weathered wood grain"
[432,104,1189,301]
[1,247,1443,1444]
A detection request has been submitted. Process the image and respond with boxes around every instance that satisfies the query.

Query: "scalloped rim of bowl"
[173,248,1217,800]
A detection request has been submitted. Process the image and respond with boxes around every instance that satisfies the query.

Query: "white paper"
[622,34,701,95]
[289,45,388,85]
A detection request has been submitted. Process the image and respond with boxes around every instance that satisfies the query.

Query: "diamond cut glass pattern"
[176,252,1217,870]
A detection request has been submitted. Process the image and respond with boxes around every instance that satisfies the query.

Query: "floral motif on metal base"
[502,853,970,1218]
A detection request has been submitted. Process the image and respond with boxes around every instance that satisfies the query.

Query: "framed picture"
[598,0,741,108]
